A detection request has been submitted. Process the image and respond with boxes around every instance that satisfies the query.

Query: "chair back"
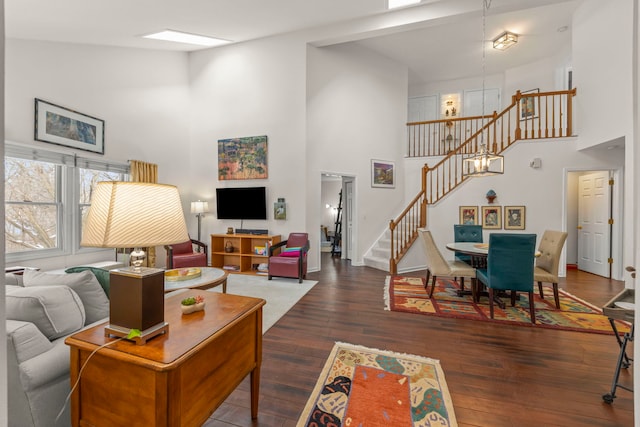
[486,233,536,291]
[454,225,483,243]
[286,233,309,251]
[418,229,450,275]
[536,230,568,275]
[171,240,195,255]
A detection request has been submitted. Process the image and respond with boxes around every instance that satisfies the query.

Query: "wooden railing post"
[514,90,522,140]
[567,88,576,136]
[389,219,396,275]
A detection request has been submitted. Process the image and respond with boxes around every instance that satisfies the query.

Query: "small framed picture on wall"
[504,206,526,230]
[481,206,502,229]
[459,206,479,225]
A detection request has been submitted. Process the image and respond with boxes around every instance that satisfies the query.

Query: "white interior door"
[577,171,611,277]
[408,95,437,122]
[343,179,354,260]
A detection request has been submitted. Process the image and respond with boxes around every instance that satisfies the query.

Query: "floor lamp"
[191,200,209,242]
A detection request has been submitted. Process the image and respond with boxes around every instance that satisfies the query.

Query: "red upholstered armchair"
[165,239,208,269]
[268,233,310,283]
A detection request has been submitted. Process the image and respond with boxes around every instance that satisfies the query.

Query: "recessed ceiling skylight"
[143,30,231,47]
[388,0,421,9]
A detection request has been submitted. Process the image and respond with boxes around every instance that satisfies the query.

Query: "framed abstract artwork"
[504,206,526,230]
[371,159,395,188]
[459,206,479,225]
[520,88,539,120]
[34,98,105,154]
[481,206,502,229]
[217,135,268,180]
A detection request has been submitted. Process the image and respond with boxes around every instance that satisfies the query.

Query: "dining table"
[445,241,540,307]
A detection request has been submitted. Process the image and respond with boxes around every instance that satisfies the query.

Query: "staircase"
[363,229,391,270]
[363,89,577,274]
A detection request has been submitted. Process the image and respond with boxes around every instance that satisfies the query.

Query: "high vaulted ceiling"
[5,0,580,86]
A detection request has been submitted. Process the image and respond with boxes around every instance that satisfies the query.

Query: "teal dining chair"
[476,233,537,323]
[453,224,483,266]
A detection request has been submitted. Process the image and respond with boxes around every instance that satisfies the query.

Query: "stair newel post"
[389,219,397,275]
[514,91,522,140]
[420,194,427,229]
[422,163,429,203]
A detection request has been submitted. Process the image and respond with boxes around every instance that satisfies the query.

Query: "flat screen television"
[215,187,267,220]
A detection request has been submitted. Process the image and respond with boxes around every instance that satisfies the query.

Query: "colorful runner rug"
[385,276,630,335]
[297,342,457,427]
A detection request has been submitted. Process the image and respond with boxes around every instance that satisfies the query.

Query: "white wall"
[188,33,309,261]
[400,139,625,278]
[5,40,191,270]
[307,43,408,267]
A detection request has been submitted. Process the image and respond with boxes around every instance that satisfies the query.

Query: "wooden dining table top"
[446,242,540,258]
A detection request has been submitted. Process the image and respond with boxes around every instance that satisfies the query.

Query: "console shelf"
[210,233,281,275]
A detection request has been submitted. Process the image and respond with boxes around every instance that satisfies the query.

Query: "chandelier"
[463,0,504,178]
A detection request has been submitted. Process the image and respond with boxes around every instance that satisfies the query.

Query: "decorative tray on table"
[164,268,202,282]
[602,288,635,321]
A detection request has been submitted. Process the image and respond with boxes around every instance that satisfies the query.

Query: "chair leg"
[538,281,544,299]
[471,278,477,303]
[424,269,431,290]
[488,288,495,319]
[429,275,437,298]
[528,291,536,324]
[552,283,560,309]
[510,291,517,306]
[460,277,465,293]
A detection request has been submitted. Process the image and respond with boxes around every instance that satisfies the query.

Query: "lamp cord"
[55,337,125,423]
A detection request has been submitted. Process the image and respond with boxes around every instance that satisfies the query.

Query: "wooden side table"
[65,290,265,426]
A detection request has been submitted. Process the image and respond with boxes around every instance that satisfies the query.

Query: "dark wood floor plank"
[206,254,633,426]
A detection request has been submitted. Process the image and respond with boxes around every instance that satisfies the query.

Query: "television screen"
[215,187,267,220]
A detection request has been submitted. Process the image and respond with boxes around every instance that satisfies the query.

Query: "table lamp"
[190,200,209,242]
[81,181,189,344]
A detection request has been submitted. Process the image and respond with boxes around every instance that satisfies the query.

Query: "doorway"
[565,169,622,279]
[320,173,356,269]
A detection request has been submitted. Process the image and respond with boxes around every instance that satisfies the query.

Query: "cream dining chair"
[418,229,477,299]
[534,230,568,309]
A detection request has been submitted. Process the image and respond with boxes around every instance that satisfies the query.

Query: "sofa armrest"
[7,320,54,365]
[19,338,70,392]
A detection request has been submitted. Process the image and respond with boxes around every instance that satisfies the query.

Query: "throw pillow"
[6,285,85,340]
[280,247,302,257]
[23,269,110,325]
[64,266,111,297]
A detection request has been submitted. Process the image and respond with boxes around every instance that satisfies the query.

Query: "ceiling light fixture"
[143,30,231,47]
[492,31,518,50]
[463,0,504,177]
[387,0,421,10]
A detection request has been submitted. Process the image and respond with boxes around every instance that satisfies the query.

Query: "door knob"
[577,225,583,230]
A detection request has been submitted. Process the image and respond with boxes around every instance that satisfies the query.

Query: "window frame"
[5,142,129,263]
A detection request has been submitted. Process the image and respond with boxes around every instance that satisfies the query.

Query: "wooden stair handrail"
[389,89,576,274]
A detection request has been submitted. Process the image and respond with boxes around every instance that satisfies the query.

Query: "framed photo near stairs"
[371,159,395,188]
[520,88,539,120]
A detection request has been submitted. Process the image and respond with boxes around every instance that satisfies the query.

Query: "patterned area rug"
[385,276,631,335]
[297,342,457,427]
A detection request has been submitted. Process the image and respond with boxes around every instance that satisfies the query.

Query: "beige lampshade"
[190,200,209,214]
[81,181,189,248]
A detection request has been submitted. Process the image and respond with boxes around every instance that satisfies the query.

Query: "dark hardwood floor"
[205,253,633,427]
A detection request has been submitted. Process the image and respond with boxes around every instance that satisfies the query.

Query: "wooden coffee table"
[65,289,265,426]
[164,266,228,293]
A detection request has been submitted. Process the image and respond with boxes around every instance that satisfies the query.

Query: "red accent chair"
[268,233,310,283]
[165,239,208,269]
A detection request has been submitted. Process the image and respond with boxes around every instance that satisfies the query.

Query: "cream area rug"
[208,274,318,333]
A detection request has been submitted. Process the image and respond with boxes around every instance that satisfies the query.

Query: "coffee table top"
[164,267,228,293]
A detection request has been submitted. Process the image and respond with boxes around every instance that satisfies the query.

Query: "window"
[5,143,129,261]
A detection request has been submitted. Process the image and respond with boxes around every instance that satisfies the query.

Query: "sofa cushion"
[23,269,109,325]
[64,266,111,297]
[6,285,85,340]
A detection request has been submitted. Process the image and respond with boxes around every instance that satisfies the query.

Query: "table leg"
[222,278,227,293]
[250,367,260,419]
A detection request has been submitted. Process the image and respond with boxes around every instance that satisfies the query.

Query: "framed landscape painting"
[34,98,105,154]
[371,159,395,188]
[504,206,526,230]
[218,135,268,180]
[481,206,502,229]
[459,206,478,225]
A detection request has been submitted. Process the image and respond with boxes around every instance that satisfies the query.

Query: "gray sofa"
[5,268,110,427]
